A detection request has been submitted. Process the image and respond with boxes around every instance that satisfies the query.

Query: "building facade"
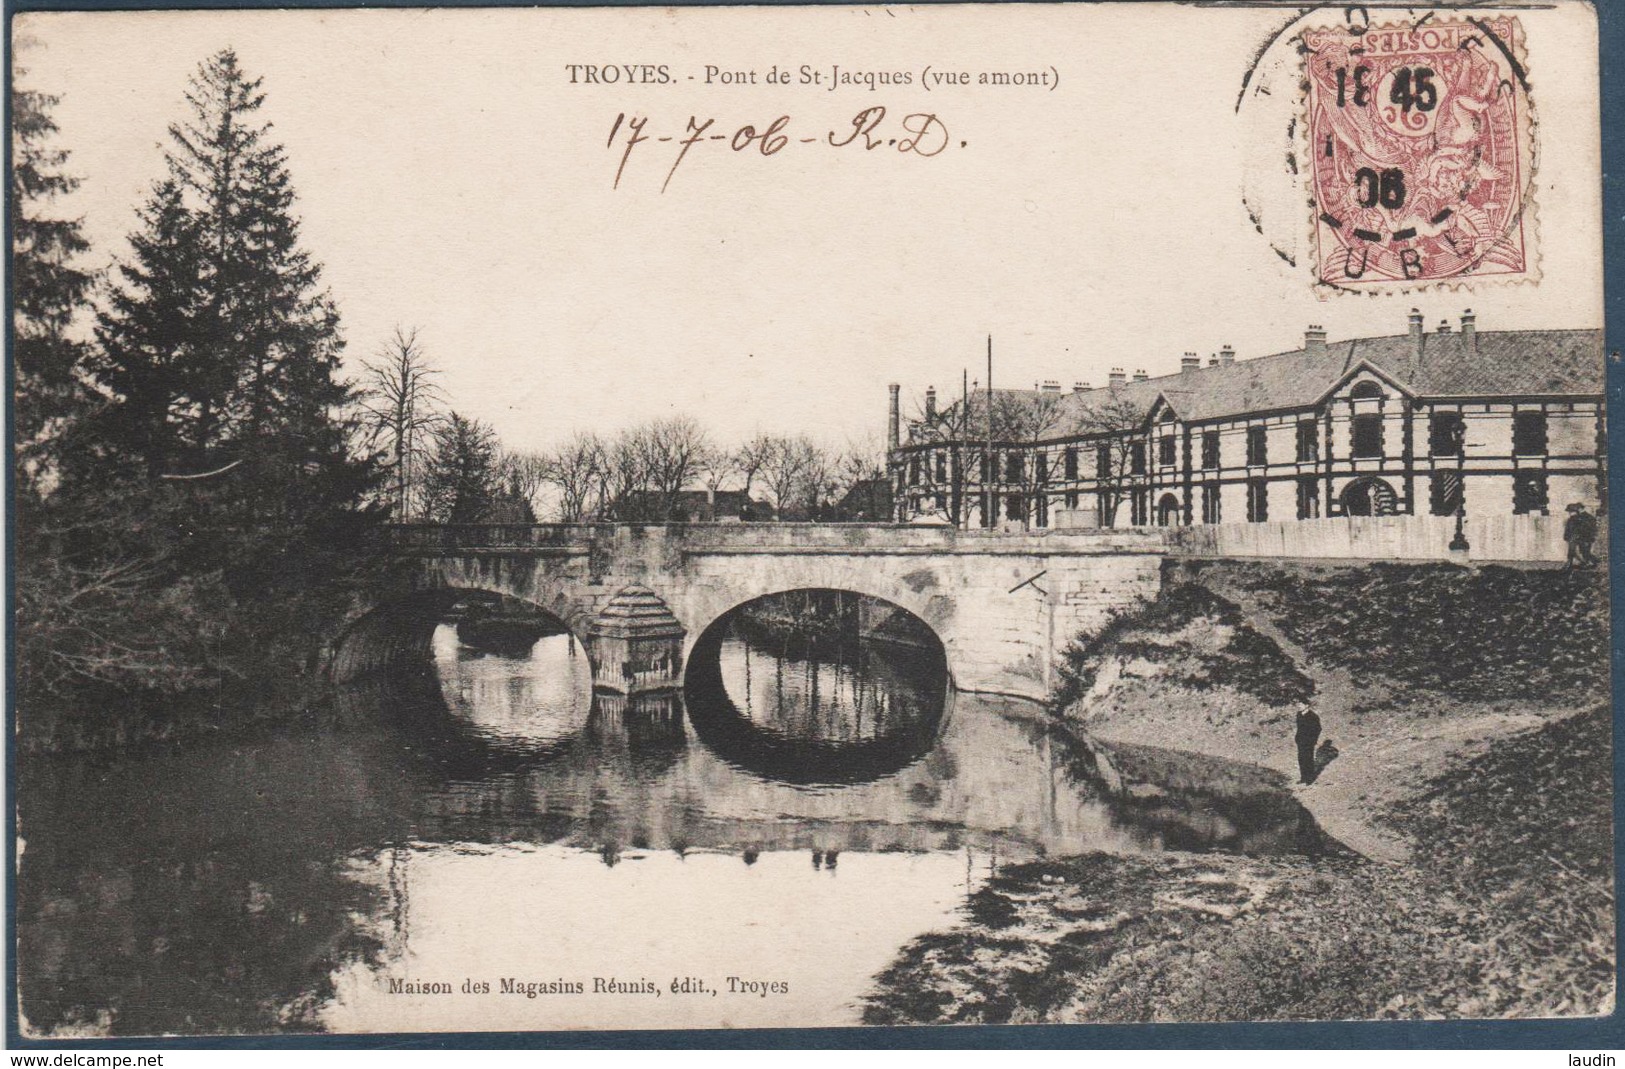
[889,311,1606,542]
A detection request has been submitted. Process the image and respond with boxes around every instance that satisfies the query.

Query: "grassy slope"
[865,704,1613,1025]
[864,562,1614,1024]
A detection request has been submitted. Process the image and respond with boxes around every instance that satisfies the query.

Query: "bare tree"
[544,430,605,522]
[795,442,839,519]
[601,426,651,521]
[733,432,776,500]
[639,415,710,520]
[499,449,552,521]
[990,390,1072,529]
[1076,394,1146,527]
[901,388,986,527]
[834,433,891,520]
[699,441,739,495]
[358,326,445,521]
[760,435,817,519]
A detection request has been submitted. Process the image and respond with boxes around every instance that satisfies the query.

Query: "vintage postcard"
[8,1,1613,1042]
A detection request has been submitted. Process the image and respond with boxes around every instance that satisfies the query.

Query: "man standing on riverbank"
[1295,706,1322,785]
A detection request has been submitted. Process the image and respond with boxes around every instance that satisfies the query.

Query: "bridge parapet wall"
[387,522,1170,556]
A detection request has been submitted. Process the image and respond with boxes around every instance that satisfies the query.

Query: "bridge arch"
[683,587,948,663]
[668,568,957,688]
[681,588,951,784]
[331,585,593,683]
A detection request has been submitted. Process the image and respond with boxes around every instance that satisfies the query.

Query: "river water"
[16,621,1334,1037]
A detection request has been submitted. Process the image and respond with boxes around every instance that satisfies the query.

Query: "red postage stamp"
[1303,16,1535,291]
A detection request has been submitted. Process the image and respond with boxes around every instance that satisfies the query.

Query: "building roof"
[910,326,1603,445]
[836,477,891,508]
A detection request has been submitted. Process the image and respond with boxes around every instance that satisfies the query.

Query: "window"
[1351,414,1384,458]
[1131,490,1149,525]
[1036,453,1049,483]
[1006,452,1023,482]
[1005,493,1024,521]
[1513,472,1548,515]
[935,451,947,482]
[1201,430,1220,470]
[1513,411,1548,456]
[1064,447,1079,480]
[1246,426,1268,467]
[909,455,922,485]
[1130,441,1146,475]
[1035,494,1049,528]
[979,453,989,481]
[1296,420,1319,463]
[1429,472,1463,517]
[1201,483,1221,524]
[1096,445,1112,480]
[1296,477,1320,520]
[1064,491,1079,509]
[1429,411,1464,456]
[1158,433,1177,467]
[1247,478,1269,522]
[1350,381,1385,400]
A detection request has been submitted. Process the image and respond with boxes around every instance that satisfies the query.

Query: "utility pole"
[986,335,995,529]
[956,367,969,529]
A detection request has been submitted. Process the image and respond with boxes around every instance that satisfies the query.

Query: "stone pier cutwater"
[587,585,686,695]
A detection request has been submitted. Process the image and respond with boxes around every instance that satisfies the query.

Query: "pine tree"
[90,182,205,478]
[93,48,352,496]
[41,47,385,723]
[423,413,501,524]
[11,68,95,483]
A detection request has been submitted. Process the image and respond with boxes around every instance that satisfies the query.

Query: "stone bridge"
[335,523,1168,702]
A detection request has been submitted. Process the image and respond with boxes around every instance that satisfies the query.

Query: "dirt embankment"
[1057,560,1608,862]
[864,561,1613,1025]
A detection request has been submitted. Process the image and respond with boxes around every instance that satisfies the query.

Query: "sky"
[13,3,1604,455]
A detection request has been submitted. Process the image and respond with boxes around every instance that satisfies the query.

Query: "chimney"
[887,383,900,453]
[1207,354,1219,368]
[925,386,937,419]
[1108,367,1126,387]
[1437,319,1451,333]
[1181,352,1200,374]
[1304,325,1327,358]
[1040,379,1062,394]
[1461,308,1477,353]
[1134,368,1150,382]
[1072,381,1088,393]
[1220,344,1236,366]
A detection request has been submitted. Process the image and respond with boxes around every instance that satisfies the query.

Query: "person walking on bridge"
[1294,705,1322,785]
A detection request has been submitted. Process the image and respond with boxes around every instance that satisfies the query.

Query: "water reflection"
[16,618,1340,1037]
[683,624,948,785]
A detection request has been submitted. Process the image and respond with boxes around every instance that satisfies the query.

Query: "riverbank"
[863,561,1614,1024]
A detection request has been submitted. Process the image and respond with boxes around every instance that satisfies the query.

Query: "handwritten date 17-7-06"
[608,108,957,192]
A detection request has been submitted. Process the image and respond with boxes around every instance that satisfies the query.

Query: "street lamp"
[1448,426,1483,555]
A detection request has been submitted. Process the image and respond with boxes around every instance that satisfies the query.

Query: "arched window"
[1350,381,1384,400]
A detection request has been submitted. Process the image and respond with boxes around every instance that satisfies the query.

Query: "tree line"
[361,326,889,524]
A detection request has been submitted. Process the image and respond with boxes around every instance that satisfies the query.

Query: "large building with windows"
[888,311,1605,543]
